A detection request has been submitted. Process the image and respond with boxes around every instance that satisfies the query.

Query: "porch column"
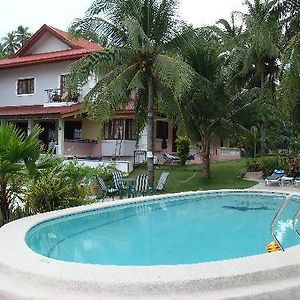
[137,127,148,151]
[27,120,34,136]
[57,119,65,156]
[0,120,4,126]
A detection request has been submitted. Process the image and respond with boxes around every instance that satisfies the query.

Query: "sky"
[0,0,246,37]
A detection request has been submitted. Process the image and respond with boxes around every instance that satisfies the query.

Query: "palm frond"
[83,63,139,120]
[68,48,131,92]
[152,54,193,98]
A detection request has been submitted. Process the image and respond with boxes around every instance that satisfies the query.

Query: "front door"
[38,121,56,151]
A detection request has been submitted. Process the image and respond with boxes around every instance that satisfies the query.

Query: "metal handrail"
[292,206,300,238]
[271,194,296,251]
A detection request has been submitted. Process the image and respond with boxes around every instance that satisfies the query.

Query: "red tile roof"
[0,103,82,118]
[0,24,102,70]
[0,101,136,118]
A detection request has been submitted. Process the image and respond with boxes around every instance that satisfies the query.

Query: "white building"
[0,24,240,164]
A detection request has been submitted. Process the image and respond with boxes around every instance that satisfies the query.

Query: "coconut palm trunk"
[146,69,155,188]
[259,63,267,155]
[0,179,10,225]
[68,1,193,190]
[202,136,211,179]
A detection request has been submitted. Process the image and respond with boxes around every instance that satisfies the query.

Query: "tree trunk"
[146,69,154,188]
[260,122,267,155]
[259,63,267,155]
[202,138,211,179]
[0,177,10,225]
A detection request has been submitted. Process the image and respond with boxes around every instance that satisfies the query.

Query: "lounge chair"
[134,174,151,196]
[112,171,128,198]
[294,177,300,186]
[156,172,170,192]
[163,153,180,164]
[265,170,285,186]
[95,175,118,201]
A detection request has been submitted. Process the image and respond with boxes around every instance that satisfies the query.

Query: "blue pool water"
[26,191,300,266]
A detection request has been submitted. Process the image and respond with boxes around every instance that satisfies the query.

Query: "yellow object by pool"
[266,241,282,253]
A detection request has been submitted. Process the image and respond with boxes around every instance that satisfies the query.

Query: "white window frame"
[16,77,36,96]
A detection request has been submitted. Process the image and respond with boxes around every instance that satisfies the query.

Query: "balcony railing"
[45,88,79,103]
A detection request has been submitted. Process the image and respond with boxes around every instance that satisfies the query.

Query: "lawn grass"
[129,159,257,193]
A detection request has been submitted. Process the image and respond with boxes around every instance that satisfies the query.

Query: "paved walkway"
[245,172,300,193]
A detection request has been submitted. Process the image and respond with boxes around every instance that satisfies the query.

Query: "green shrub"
[176,136,190,165]
[26,158,117,214]
[260,156,281,177]
[246,159,262,172]
[258,155,300,177]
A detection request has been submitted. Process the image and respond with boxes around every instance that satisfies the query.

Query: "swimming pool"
[2,190,300,299]
[25,191,300,266]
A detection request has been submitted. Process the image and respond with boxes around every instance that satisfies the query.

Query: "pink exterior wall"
[64,141,101,157]
[188,147,240,164]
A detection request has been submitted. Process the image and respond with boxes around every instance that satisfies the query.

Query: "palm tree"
[1,31,19,56]
[15,25,32,47]
[175,32,260,179]
[0,124,42,225]
[68,0,193,187]
[241,0,281,154]
[276,0,300,120]
[0,43,6,59]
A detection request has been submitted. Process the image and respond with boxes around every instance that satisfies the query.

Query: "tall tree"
[277,0,300,120]
[15,25,32,47]
[174,33,260,178]
[241,0,281,154]
[0,43,6,59]
[1,31,19,56]
[68,0,193,187]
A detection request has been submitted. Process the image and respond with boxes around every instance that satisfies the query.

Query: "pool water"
[26,192,300,266]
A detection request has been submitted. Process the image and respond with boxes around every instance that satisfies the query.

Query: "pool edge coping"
[1,189,300,299]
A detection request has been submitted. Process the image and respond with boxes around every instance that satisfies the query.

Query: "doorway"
[38,121,56,151]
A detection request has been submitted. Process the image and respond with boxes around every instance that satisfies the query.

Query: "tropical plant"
[0,26,32,57]
[175,32,260,178]
[1,31,19,56]
[0,43,6,59]
[240,0,282,154]
[175,136,190,165]
[68,0,193,187]
[278,0,300,123]
[0,123,42,225]
[26,158,88,214]
[15,25,32,47]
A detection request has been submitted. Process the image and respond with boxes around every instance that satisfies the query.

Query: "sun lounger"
[265,170,285,186]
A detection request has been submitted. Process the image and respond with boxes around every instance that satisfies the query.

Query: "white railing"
[220,147,240,156]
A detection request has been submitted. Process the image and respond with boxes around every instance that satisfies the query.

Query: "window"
[65,121,82,140]
[104,119,136,140]
[17,78,34,95]
[60,74,68,94]
[156,121,168,139]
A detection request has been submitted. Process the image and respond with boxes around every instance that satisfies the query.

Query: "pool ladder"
[271,194,300,251]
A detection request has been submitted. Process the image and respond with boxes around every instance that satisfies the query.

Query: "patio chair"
[134,174,151,196]
[294,177,300,186]
[112,171,128,198]
[265,170,285,186]
[163,153,180,164]
[156,172,170,192]
[95,175,118,201]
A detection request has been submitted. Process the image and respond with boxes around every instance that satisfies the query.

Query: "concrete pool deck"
[1,188,300,299]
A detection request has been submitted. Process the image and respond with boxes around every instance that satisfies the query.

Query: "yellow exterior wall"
[82,119,102,140]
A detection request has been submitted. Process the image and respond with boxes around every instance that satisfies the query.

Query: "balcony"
[45,88,80,105]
